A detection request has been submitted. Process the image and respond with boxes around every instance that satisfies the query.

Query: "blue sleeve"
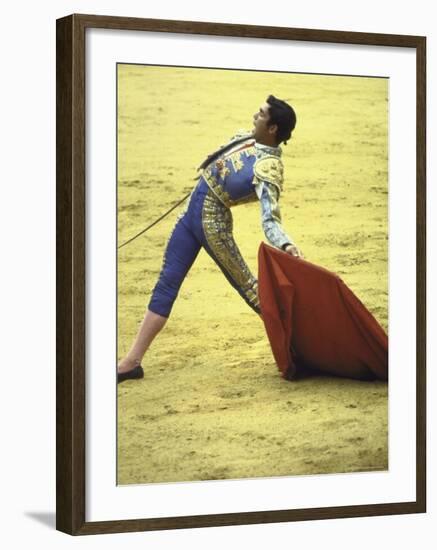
[259,182,294,250]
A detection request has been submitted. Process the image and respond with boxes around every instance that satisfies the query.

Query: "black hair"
[266,95,297,145]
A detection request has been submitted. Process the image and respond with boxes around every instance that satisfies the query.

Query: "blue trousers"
[148,178,260,317]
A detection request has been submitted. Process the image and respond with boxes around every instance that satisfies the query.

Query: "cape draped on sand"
[257,243,388,381]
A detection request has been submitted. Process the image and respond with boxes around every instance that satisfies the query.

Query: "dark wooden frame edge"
[56,13,427,536]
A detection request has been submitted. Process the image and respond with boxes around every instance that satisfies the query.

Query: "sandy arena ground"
[116,65,388,485]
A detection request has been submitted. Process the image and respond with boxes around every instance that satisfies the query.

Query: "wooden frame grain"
[56,13,426,535]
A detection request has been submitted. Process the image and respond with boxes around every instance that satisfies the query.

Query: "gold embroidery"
[225,145,254,171]
[253,156,284,192]
[201,190,260,311]
[244,146,256,157]
[231,155,244,172]
[218,165,230,179]
[201,169,232,205]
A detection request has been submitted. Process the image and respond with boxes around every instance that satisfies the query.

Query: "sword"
[118,191,191,249]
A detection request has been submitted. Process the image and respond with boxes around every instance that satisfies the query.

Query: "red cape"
[257,243,388,381]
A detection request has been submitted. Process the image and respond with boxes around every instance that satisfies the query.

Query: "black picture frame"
[56,13,426,535]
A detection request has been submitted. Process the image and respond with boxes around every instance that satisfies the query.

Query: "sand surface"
[117,65,388,484]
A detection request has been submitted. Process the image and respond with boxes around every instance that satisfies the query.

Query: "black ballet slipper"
[117,365,144,384]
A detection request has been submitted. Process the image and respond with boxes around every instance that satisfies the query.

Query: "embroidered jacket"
[200,131,294,249]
